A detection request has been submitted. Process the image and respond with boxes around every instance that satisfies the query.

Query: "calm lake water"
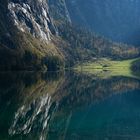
[0,71,140,140]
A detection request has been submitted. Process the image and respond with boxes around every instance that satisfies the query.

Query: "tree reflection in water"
[0,72,139,140]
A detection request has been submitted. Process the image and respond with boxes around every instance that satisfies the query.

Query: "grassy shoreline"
[74,58,140,78]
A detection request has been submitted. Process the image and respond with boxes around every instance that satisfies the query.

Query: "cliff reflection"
[0,72,139,140]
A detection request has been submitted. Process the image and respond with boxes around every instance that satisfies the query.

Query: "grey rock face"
[8,0,55,41]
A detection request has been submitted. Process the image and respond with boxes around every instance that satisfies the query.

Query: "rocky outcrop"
[8,0,56,41]
[0,0,65,71]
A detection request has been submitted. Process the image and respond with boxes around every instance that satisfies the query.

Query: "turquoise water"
[0,72,140,140]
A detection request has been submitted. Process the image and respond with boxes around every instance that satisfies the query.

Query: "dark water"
[0,72,140,140]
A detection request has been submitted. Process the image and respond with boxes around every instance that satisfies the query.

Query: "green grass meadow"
[74,58,140,79]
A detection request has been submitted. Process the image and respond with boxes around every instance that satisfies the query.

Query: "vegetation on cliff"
[0,0,140,71]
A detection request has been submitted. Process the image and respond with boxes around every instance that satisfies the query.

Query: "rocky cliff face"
[0,0,65,70]
[0,0,139,70]
[8,0,56,42]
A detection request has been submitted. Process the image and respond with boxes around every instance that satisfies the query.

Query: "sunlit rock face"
[8,0,55,41]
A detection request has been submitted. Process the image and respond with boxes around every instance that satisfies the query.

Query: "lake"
[0,71,140,140]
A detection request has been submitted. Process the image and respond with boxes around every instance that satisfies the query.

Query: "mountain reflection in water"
[0,72,140,140]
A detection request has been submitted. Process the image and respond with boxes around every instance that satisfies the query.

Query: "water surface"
[0,72,140,140]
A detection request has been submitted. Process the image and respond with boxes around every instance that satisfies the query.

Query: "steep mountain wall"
[0,0,64,70]
[0,0,139,70]
[8,0,56,41]
[66,0,140,46]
